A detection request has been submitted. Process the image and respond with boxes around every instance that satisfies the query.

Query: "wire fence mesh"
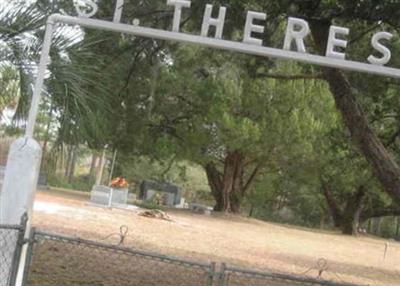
[0,217,26,286]
[25,231,215,286]
[219,264,357,286]
[0,225,19,286]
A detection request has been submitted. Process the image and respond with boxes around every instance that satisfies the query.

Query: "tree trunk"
[320,214,327,229]
[205,162,224,211]
[341,205,364,235]
[249,204,255,217]
[68,146,78,184]
[41,104,54,166]
[89,153,98,180]
[230,192,242,213]
[341,186,366,235]
[311,21,400,202]
[96,149,106,186]
[225,151,244,213]
[204,150,254,213]
[226,151,245,213]
[322,183,343,228]
[64,145,73,179]
[322,183,366,235]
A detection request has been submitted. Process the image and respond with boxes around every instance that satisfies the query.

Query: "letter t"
[167,0,191,32]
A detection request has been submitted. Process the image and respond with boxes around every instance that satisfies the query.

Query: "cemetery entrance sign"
[25,0,400,141]
[1,1,400,285]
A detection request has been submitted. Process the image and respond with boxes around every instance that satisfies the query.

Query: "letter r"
[283,17,310,53]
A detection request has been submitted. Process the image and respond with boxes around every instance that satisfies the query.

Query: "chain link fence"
[24,230,215,286]
[1,217,362,286]
[218,264,356,286]
[22,229,359,286]
[0,215,27,286]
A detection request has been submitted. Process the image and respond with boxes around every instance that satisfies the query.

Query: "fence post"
[20,227,36,286]
[8,214,28,286]
[207,262,216,286]
[218,263,227,286]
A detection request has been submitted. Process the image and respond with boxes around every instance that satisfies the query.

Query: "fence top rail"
[224,265,360,286]
[0,224,21,231]
[33,230,213,269]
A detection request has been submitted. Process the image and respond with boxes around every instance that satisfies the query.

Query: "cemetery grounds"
[30,188,400,286]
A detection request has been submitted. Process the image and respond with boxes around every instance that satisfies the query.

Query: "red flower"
[110,177,129,188]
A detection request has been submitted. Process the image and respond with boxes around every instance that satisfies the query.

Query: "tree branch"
[242,163,262,194]
[348,24,381,46]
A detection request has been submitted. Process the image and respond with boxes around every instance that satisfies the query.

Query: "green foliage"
[47,174,93,192]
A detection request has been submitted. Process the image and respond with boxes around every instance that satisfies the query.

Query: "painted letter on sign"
[283,17,310,53]
[368,32,393,66]
[113,0,124,23]
[326,26,350,60]
[243,11,266,46]
[167,0,191,32]
[201,4,227,39]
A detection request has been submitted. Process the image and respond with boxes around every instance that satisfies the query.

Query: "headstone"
[112,188,129,205]
[175,198,188,209]
[140,180,182,206]
[90,185,128,207]
[128,193,136,202]
[163,193,175,206]
[145,190,157,201]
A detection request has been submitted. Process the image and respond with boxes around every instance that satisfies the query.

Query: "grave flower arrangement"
[109,177,129,189]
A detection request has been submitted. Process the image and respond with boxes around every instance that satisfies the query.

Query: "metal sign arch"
[27,7,400,138]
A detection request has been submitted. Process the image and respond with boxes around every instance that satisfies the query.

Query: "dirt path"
[32,190,400,286]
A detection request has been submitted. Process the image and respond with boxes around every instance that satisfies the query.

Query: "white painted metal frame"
[26,13,400,138]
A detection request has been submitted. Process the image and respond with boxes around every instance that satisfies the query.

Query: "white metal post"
[0,18,56,286]
[1,16,55,224]
[0,17,55,226]
[25,19,56,138]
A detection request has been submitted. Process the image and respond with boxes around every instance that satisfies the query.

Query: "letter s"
[368,32,393,66]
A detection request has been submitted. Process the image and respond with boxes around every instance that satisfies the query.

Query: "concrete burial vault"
[0,1,399,284]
